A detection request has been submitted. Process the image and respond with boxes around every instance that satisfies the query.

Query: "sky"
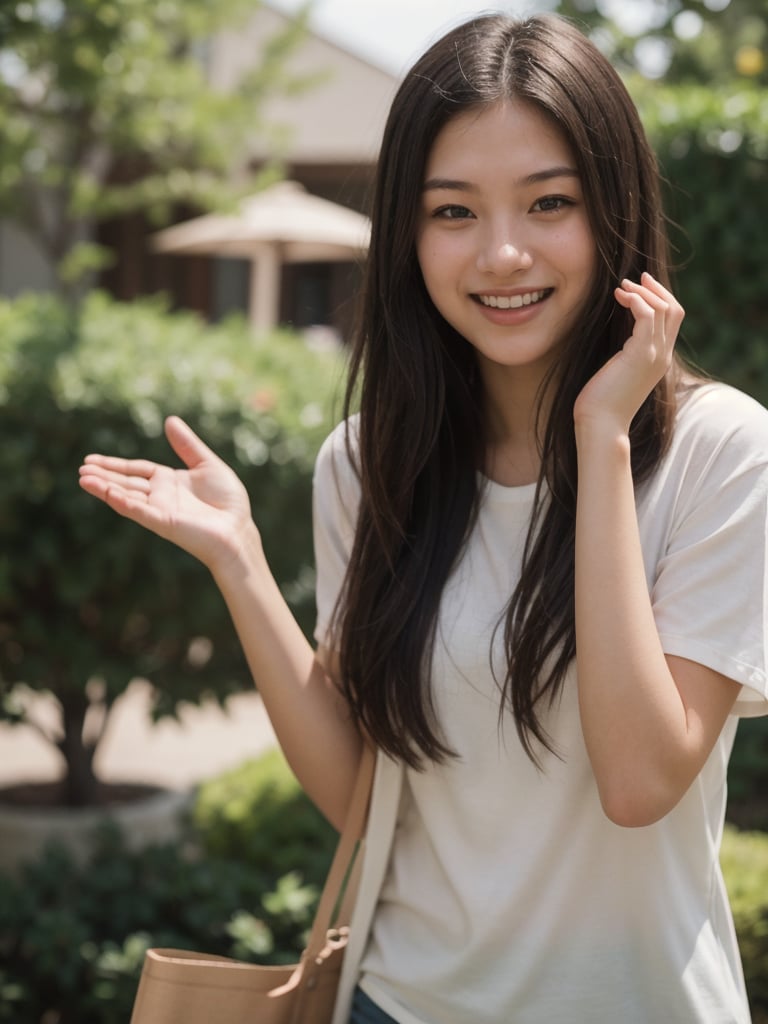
[269,0,557,75]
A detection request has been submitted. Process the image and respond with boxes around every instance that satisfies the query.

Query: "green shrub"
[721,825,768,1019]
[728,717,768,832]
[635,81,768,405]
[194,748,337,884]
[0,834,323,1024]
[0,751,335,1024]
[0,291,345,805]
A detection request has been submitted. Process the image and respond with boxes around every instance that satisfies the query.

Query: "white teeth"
[478,290,547,309]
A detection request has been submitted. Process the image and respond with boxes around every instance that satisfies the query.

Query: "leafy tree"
[0,0,311,299]
[556,0,767,85]
[0,292,344,806]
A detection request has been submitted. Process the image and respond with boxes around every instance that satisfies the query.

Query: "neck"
[479,361,551,487]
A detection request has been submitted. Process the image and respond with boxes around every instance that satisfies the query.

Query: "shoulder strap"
[301,745,376,962]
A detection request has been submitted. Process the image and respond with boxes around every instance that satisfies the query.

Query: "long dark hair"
[333,13,679,767]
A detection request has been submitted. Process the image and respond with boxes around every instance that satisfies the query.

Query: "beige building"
[0,3,399,341]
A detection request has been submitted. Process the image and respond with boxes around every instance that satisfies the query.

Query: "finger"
[79,473,147,507]
[614,286,656,324]
[615,283,673,356]
[639,272,677,305]
[78,464,153,493]
[640,273,685,328]
[79,472,113,503]
[164,416,218,471]
[618,278,669,316]
[80,475,169,533]
[82,454,159,477]
[624,273,685,327]
[622,276,685,358]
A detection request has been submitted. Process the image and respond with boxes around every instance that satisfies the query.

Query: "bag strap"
[301,744,376,964]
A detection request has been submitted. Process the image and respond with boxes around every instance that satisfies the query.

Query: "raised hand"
[78,415,254,572]
[573,272,685,434]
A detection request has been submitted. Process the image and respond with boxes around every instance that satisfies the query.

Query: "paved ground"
[0,679,277,792]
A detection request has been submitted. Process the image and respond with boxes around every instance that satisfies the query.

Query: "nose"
[476,223,533,276]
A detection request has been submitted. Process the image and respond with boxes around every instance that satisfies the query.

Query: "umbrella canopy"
[152,180,371,261]
[152,181,371,331]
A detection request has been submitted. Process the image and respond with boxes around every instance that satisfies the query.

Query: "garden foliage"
[722,824,768,1017]
[0,751,338,1024]
[0,0,311,294]
[638,80,768,405]
[0,292,344,804]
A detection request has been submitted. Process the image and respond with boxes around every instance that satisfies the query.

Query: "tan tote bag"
[129,746,375,1024]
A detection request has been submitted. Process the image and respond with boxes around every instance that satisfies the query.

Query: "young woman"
[79,13,768,1024]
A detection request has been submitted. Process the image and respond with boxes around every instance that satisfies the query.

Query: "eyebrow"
[422,166,580,192]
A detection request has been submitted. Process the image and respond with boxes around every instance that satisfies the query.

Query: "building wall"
[208,5,397,168]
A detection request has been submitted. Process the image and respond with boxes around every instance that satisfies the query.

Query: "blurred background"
[0,1,766,1021]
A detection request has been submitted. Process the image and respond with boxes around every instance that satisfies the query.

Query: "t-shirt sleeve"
[312,419,361,648]
[650,390,768,716]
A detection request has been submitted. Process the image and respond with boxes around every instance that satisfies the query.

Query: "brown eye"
[532,196,573,213]
[434,204,474,220]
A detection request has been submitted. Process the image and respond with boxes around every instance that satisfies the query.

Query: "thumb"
[164,416,218,470]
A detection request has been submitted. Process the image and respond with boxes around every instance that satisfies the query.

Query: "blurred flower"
[735,45,765,77]
[251,388,276,412]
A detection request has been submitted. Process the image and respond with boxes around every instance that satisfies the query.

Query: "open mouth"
[474,289,553,310]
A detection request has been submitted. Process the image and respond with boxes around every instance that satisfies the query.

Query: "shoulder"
[674,382,768,449]
[669,381,768,475]
[313,414,361,511]
[644,382,768,515]
[314,413,360,474]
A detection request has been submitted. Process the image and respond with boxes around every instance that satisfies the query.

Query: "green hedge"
[0,750,765,1023]
[728,717,768,832]
[636,80,768,405]
[722,824,768,1018]
[0,833,327,1023]
[193,748,337,883]
[0,292,344,802]
[0,752,337,1024]
[0,289,344,655]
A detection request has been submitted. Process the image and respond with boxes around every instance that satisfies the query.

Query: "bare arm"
[79,415,362,829]
[573,275,740,827]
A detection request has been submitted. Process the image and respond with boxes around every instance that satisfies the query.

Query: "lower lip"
[474,294,551,325]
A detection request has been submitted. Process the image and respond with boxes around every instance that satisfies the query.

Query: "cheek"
[417,235,466,292]
[416,239,447,297]
[420,273,448,319]
[417,253,460,325]
[565,219,597,273]
[552,221,593,262]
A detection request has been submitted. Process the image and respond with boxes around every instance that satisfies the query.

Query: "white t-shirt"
[313,383,768,1024]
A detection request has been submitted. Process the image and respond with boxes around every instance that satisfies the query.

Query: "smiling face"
[416,99,597,399]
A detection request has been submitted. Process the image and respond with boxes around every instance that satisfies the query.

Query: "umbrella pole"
[249,245,281,333]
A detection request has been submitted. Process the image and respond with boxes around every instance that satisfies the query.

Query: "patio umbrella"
[151,180,371,331]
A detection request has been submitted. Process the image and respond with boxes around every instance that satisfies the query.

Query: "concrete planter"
[0,783,194,875]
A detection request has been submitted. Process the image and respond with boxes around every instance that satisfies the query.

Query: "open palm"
[78,415,253,570]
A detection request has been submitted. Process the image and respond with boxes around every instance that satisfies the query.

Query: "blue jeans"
[348,985,400,1024]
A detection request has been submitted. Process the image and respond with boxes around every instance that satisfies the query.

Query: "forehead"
[424,99,576,179]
